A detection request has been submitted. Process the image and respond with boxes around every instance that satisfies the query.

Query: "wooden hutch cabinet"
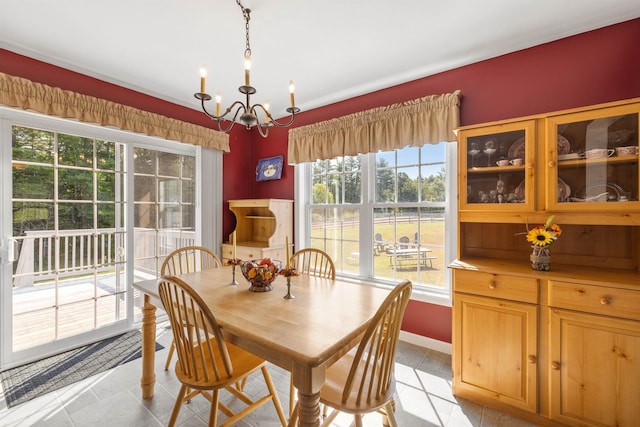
[220,199,293,264]
[451,98,640,427]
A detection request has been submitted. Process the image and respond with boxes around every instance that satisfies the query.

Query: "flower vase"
[530,246,551,271]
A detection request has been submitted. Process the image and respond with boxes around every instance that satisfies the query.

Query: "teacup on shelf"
[584,148,615,159]
[615,146,638,156]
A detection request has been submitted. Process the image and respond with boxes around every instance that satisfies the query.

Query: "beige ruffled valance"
[288,90,461,164]
[0,72,229,152]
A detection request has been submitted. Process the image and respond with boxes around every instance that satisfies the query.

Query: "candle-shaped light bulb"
[244,53,251,86]
[232,231,237,259]
[199,66,207,93]
[264,101,270,123]
[285,236,290,268]
[215,92,221,116]
[289,80,296,107]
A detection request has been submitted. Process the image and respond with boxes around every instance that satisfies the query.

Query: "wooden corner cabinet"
[220,199,293,263]
[451,98,640,427]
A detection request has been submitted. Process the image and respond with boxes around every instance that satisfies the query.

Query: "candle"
[244,54,251,86]
[215,93,221,117]
[199,66,207,93]
[288,81,295,107]
[285,236,290,268]
[264,101,270,123]
[232,231,237,259]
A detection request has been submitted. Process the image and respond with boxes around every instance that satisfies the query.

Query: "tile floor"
[0,325,538,426]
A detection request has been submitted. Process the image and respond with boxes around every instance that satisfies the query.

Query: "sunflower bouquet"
[524,215,561,271]
[526,215,562,249]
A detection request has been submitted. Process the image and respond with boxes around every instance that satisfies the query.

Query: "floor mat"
[0,330,163,408]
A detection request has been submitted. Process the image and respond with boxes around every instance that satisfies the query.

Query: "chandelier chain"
[237,0,251,57]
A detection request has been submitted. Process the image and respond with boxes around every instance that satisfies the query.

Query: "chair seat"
[320,350,396,414]
[175,340,266,390]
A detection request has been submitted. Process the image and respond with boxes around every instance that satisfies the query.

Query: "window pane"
[421,165,446,202]
[59,169,94,200]
[58,202,94,229]
[397,168,418,202]
[96,140,122,171]
[58,133,94,167]
[135,203,157,228]
[310,207,359,274]
[134,147,156,174]
[158,152,181,177]
[12,126,54,164]
[135,175,157,203]
[12,165,54,199]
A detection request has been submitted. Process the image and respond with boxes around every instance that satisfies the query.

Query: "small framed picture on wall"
[256,155,284,181]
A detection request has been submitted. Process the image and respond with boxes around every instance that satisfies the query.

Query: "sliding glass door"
[0,110,214,369]
[8,124,129,360]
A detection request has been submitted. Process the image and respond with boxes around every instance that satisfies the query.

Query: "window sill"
[336,275,452,307]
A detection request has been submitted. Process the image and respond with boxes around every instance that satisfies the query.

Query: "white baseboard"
[399,330,452,355]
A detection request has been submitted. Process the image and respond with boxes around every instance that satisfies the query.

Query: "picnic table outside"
[386,246,435,268]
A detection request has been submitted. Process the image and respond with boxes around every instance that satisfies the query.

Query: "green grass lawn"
[311,219,446,288]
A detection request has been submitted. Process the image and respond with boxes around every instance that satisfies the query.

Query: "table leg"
[290,364,325,427]
[140,294,157,399]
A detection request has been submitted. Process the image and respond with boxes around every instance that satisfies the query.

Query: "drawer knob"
[551,361,561,370]
[489,280,497,289]
[528,355,537,364]
[600,296,611,305]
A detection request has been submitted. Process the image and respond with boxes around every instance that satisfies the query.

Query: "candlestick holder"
[231,264,239,286]
[226,258,242,286]
[283,276,294,299]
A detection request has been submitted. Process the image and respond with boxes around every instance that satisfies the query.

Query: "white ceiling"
[1,0,639,120]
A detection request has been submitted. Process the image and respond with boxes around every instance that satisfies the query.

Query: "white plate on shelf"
[515,178,570,201]
[558,153,584,161]
[558,178,571,199]
[508,134,570,160]
[570,182,626,202]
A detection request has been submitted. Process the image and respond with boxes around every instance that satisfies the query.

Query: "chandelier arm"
[267,112,297,128]
[250,103,298,128]
[256,123,270,138]
[217,103,248,132]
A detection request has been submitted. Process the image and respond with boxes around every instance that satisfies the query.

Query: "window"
[296,142,457,302]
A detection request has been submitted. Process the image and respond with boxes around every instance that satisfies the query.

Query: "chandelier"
[194,0,300,137]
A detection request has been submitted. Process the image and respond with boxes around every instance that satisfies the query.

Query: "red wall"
[2,18,639,344]
[238,18,640,343]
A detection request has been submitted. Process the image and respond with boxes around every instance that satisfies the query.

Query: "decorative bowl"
[240,259,282,292]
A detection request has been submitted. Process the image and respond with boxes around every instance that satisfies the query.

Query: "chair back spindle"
[290,248,336,279]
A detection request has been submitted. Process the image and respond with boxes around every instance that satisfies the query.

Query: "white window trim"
[294,142,457,307]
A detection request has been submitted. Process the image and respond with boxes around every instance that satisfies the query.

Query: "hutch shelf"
[221,199,293,264]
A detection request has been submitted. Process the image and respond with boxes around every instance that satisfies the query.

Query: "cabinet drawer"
[221,244,288,263]
[221,244,265,261]
[454,269,538,303]
[549,281,640,321]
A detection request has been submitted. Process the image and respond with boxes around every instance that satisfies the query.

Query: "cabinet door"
[453,293,538,412]
[549,309,640,427]
[459,120,536,211]
[546,103,639,211]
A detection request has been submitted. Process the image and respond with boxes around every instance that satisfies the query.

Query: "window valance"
[288,90,461,164]
[0,72,229,152]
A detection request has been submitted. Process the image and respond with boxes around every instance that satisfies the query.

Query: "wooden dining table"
[132,266,391,427]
